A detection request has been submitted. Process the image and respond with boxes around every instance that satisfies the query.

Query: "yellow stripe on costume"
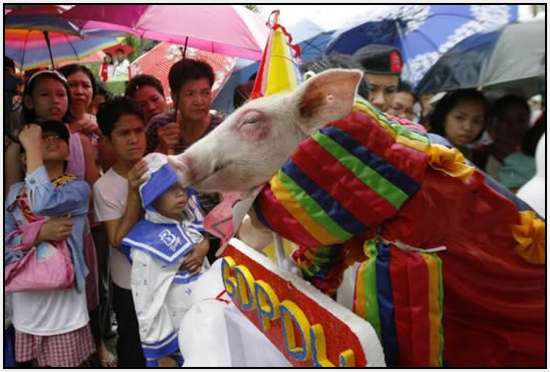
[395,135,429,152]
[353,103,397,140]
[353,260,368,318]
[270,175,337,245]
[422,253,443,367]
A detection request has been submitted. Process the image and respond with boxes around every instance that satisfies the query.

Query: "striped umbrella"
[5,5,123,70]
[6,28,125,70]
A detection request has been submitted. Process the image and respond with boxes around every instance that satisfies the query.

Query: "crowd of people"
[3,40,545,368]
[346,45,545,191]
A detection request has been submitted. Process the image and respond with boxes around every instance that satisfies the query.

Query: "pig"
[168,68,545,367]
[167,69,362,193]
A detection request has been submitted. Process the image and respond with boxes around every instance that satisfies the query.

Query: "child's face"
[26,77,68,122]
[444,100,485,146]
[108,114,146,163]
[40,130,69,162]
[153,184,189,220]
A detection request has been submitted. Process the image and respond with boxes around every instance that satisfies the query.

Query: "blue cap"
[140,163,179,210]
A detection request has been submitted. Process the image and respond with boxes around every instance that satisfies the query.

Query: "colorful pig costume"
[121,153,207,367]
[253,96,545,367]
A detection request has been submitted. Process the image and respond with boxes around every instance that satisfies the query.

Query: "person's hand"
[158,356,177,367]
[71,114,101,136]
[12,94,22,107]
[127,159,148,192]
[156,122,180,155]
[38,216,73,242]
[179,238,209,273]
[18,124,42,151]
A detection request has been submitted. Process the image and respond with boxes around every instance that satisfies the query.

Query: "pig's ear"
[293,68,363,135]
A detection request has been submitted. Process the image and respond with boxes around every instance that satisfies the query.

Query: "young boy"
[93,97,149,367]
[120,153,210,367]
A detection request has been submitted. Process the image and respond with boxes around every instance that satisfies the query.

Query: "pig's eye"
[242,113,260,125]
[244,117,258,125]
[236,110,270,141]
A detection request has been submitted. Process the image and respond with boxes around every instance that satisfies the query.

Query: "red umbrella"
[103,43,133,56]
[129,42,236,104]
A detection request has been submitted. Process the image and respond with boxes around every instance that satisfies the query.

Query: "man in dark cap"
[352,44,403,112]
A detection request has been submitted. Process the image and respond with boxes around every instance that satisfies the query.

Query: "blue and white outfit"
[121,153,209,367]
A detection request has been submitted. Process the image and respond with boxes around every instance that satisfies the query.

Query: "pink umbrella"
[63,5,269,60]
[130,42,236,104]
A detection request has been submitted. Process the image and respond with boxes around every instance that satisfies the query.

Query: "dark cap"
[352,44,402,75]
[40,120,70,144]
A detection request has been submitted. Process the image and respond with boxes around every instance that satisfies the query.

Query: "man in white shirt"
[93,96,148,367]
[112,48,130,79]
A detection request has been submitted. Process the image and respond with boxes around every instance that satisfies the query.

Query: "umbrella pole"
[65,34,80,62]
[21,30,31,70]
[182,36,189,59]
[43,31,55,69]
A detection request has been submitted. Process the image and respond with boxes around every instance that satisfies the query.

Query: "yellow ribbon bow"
[426,143,475,181]
[511,210,545,264]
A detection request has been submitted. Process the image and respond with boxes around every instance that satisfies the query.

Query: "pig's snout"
[167,154,195,187]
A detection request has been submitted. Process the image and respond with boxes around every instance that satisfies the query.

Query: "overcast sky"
[258,5,385,31]
[258,4,539,31]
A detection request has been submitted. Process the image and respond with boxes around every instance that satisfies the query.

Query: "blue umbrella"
[325,5,518,86]
[299,30,335,62]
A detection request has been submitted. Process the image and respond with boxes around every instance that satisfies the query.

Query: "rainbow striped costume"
[254,97,545,367]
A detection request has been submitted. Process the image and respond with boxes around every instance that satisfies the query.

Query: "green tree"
[123,36,158,62]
